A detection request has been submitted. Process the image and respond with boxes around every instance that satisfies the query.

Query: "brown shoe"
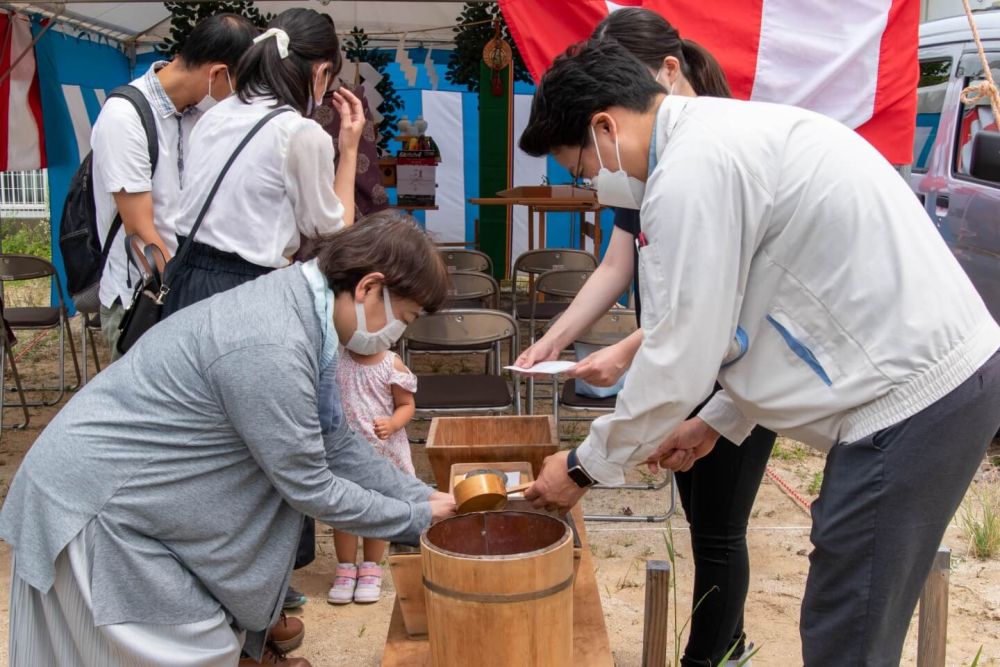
[269,612,304,652]
[238,642,312,666]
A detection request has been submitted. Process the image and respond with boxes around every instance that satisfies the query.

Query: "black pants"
[677,395,776,667]
[160,238,317,570]
[801,350,1000,666]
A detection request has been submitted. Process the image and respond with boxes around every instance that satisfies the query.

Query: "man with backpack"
[89,14,256,356]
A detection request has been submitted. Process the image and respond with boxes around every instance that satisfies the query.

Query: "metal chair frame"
[400,308,521,422]
[547,308,675,523]
[0,254,81,408]
[510,248,597,323]
[80,310,103,384]
[439,248,494,275]
[0,319,30,434]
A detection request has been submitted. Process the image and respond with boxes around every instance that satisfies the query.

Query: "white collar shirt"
[91,61,202,308]
[170,95,345,268]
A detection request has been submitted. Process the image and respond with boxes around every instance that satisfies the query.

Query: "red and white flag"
[499,0,919,165]
[1,11,46,171]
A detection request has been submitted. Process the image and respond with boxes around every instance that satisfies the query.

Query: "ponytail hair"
[592,7,732,98]
[235,8,341,114]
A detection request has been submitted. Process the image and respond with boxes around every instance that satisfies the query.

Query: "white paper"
[504,472,521,487]
[504,360,577,375]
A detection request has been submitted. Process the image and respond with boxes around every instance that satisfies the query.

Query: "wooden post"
[642,560,671,667]
[917,546,951,667]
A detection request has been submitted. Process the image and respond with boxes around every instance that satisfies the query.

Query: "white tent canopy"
[0,1,478,45]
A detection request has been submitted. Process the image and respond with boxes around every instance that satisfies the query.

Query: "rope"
[764,465,813,517]
[959,0,1000,122]
[12,330,50,363]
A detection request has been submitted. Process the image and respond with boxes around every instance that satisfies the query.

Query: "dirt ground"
[0,300,998,666]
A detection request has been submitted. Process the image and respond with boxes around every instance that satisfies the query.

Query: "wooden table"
[381,504,614,666]
[469,186,603,274]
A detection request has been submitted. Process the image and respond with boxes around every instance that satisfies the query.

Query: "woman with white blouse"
[163,7,364,317]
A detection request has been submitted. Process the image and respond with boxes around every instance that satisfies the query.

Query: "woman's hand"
[429,494,457,523]
[373,417,395,440]
[642,417,720,473]
[567,340,635,387]
[513,337,561,370]
[333,87,365,154]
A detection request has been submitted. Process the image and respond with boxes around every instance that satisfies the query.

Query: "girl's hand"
[373,417,395,440]
[429,495,457,523]
[567,340,634,387]
[333,88,365,154]
[513,337,561,371]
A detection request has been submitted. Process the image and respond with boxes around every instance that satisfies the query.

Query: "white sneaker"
[725,641,754,666]
[353,561,383,603]
[327,563,357,604]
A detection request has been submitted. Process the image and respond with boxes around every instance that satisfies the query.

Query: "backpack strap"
[158,107,293,302]
[101,84,160,271]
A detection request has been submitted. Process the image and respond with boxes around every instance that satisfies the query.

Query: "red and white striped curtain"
[499,0,919,165]
[1,11,46,171]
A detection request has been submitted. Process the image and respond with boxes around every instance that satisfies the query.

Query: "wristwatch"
[566,448,597,488]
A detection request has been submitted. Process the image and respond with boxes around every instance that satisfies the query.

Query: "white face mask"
[654,68,675,95]
[346,286,408,355]
[195,67,233,114]
[306,68,330,117]
[589,124,646,210]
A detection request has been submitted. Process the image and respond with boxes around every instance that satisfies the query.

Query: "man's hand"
[642,417,720,473]
[429,493,457,523]
[567,340,634,387]
[524,450,588,512]
[373,417,395,440]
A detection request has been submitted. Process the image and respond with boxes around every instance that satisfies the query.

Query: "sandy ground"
[0,307,997,666]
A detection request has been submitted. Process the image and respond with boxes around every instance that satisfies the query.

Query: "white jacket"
[577,96,1000,486]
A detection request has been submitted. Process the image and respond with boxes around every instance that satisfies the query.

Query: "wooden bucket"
[421,511,574,666]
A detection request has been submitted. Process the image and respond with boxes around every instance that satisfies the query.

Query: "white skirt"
[8,522,243,667]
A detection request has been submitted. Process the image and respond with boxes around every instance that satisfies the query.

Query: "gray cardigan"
[0,266,432,652]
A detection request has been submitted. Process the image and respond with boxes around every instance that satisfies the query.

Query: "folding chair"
[550,308,675,523]
[0,299,29,434]
[510,249,597,327]
[439,248,493,274]
[401,309,521,418]
[0,254,81,407]
[79,310,103,384]
[445,270,500,309]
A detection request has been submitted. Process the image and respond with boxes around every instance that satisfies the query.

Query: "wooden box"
[496,185,597,202]
[426,416,559,490]
[388,544,426,638]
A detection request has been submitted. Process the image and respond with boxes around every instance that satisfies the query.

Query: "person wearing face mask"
[162,8,364,319]
[518,39,1000,667]
[515,10,774,667]
[0,212,456,667]
[90,13,257,356]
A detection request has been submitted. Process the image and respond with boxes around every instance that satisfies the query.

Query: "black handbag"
[116,107,292,355]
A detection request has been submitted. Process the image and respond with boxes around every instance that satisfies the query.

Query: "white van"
[911,10,1000,321]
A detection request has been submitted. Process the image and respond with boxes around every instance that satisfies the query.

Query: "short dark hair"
[235,8,342,115]
[316,210,450,312]
[178,14,257,71]
[593,8,731,98]
[519,39,664,157]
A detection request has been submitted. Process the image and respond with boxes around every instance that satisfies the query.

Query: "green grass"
[961,484,1000,560]
[771,438,808,463]
[807,472,824,496]
[1,219,51,260]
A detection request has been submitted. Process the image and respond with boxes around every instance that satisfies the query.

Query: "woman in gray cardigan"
[0,213,455,666]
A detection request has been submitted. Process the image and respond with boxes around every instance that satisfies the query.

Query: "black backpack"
[58,85,158,309]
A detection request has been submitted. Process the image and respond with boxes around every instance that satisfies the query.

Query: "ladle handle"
[507,482,533,495]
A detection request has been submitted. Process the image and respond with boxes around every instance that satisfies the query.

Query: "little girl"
[328,345,418,604]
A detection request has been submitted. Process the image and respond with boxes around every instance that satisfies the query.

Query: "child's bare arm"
[373,357,417,439]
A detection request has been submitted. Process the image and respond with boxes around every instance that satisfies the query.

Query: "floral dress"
[335,348,418,474]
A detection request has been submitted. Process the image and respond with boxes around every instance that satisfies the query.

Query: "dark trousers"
[160,238,317,571]
[801,350,1000,666]
[677,419,775,667]
[161,238,273,318]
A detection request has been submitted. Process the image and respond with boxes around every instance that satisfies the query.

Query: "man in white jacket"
[520,40,1000,666]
